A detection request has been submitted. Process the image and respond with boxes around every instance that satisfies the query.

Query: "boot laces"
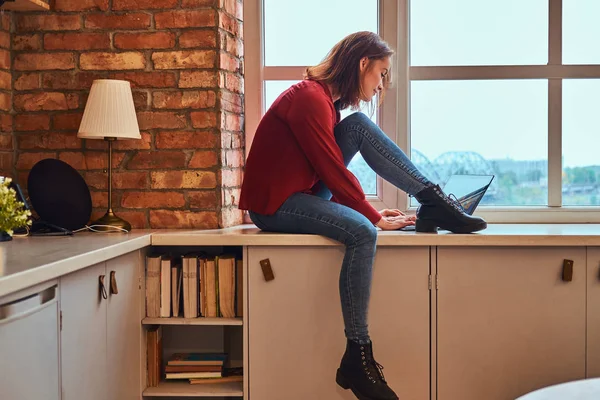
[434,186,465,213]
[360,345,387,384]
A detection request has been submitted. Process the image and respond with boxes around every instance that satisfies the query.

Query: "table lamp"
[77,79,140,232]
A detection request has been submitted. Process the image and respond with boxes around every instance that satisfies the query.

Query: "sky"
[263,0,600,168]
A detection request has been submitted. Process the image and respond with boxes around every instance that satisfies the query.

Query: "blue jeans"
[249,112,431,343]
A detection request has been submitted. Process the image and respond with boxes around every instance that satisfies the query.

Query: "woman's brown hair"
[304,31,394,111]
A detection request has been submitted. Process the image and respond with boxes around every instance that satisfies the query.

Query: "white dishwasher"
[0,282,60,400]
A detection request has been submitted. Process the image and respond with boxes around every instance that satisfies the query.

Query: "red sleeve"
[286,88,381,225]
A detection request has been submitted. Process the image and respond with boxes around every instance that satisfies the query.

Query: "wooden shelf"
[2,0,50,11]
[142,317,242,326]
[143,380,243,397]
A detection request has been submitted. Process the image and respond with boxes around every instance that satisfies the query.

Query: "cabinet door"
[588,247,600,377]
[0,284,60,400]
[60,262,107,400]
[106,251,142,400]
[247,246,430,400]
[436,247,586,400]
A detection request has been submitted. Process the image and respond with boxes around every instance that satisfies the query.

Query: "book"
[160,257,172,317]
[171,263,182,317]
[145,255,161,318]
[217,255,236,318]
[182,254,198,318]
[205,258,218,317]
[189,375,243,385]
[167,352,227,366]
[146,326,162,387]
[165,365,223,373]
[165,371,222,379]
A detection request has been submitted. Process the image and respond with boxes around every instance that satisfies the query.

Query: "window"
[245,0,600,222]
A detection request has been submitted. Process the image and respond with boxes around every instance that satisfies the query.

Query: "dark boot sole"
[416,218,487,234]
[336,368,383,400]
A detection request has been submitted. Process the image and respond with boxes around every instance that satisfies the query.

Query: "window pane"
[562,79,600,206]
[563,1,600,64]
[410,80,548,207]
[264,0,378,66]
[264,81,377,195]
[410,0,548,66]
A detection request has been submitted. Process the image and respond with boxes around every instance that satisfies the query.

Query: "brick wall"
[10,0,244,229]
[0,13,10,178]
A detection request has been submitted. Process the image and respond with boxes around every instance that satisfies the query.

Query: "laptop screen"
[442,174,494,215]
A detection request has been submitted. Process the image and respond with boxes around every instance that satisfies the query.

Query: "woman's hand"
[375,209,416,230]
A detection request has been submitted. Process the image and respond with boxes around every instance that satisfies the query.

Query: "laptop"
[401,174,495,231]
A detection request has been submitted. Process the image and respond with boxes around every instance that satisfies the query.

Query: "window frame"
[244,0,600,223]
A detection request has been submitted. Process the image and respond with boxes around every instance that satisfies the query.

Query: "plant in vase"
[0,177,31,241]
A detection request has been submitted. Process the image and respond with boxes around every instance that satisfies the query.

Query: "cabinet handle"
[562,259,574,282]
[99,275,108,300]
[109,271,119,295]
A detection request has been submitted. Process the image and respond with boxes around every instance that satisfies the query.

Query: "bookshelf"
[142,380,243,397]
[143,317,242,326]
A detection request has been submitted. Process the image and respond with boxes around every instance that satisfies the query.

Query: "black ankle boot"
[336,340,399,400]
[414,184,487,233]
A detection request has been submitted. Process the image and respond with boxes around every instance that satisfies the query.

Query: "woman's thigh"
[249,193,377,246]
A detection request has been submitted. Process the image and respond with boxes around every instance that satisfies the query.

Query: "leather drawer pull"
[562,259,574,282]
[260,259,275,282]
[110,271,119,295]
[99,275,108,299]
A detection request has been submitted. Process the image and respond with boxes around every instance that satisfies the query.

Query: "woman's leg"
[250,193,376,343]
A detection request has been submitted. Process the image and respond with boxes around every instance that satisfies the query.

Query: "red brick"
[191,111,217,128]
[187,191,217,209]
[17,132,81,150]
[220,168,242,186]
[14,93,69,111]
[179,30,217,48]
[85,13,151,30]
[122,191,185,208]
[66,93,80,109]
[86,132,152,150]
[90,191,108,208]
[182,0,216,7]
[15,114,51,132]
[0,134,12,151]
[132,91,149,110]
[218,11,239,36]
[221,71,243,94]
[54,0,110,11]
[13,34,42,51]
[112,210,148,229]
[0,93,9,111]
[222,32,243,57]
[223,112,242,131]
[80,52,146,70]
[58,151,125,170]
[188,150,218,168]
[220,91,242,113]
[137,112,187,130]
[0,71,10,90]
[153,91,216,109]
[108,72,176,88]
[14,53,75,71]
[14,73,40,91]
[156,131,217,149]
[0,114,12,133]
[155,10,216,29]
[42,72,102,90]
[15,15,81,32]
[220,52,239,72]
[1,14,9,31]
[114,32,176,50]
[52,113,82,130]
[127,151,187,169]
[151,170,216,189]
[222,149,243,168]
[179,71,217,88]
[152,50,216,70]
[0,49,9,70]
[85,171,148,189]
[219,207,243,228]
[44,33,111,51]
[113,0,178,10]
[0,31,10,49]
[222,187,241,206]
[150,210,218,229]
[0,152,13,172]
[15,152,56,170]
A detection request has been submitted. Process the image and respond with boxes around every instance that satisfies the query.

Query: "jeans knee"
[350,223,378,247]
[342,112,372,128]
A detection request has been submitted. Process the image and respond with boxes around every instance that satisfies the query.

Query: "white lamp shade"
[78,79,141,140]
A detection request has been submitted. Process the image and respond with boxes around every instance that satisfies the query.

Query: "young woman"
[239,31,486,400]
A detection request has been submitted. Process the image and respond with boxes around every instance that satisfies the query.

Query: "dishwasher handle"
[0,285,57,325]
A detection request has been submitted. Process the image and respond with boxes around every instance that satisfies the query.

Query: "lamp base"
[89,209,131,232]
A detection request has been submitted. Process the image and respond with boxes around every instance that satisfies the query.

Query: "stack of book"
[165,353,241,384]
[145,254,243,319]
